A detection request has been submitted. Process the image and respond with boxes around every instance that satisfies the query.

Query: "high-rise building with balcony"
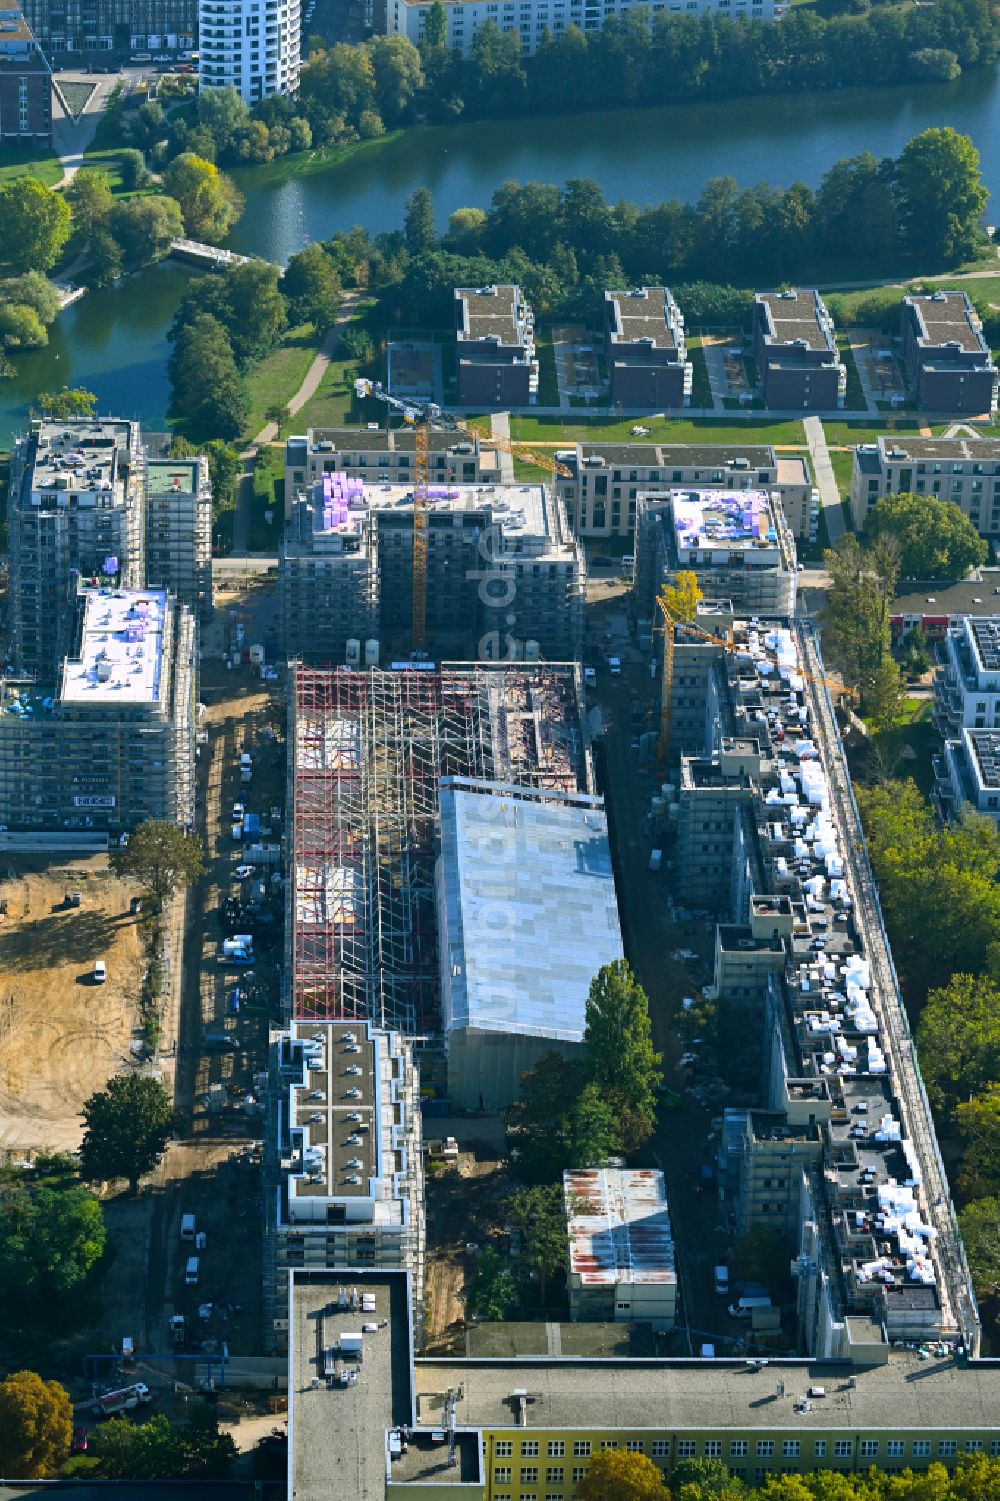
[198,0,300,103]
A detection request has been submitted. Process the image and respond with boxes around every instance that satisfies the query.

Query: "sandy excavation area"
[0,859,145,1155]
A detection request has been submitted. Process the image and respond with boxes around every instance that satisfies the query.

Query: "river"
[3,68,1000,444]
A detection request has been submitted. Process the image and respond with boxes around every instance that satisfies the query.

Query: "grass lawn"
[534,326,559,407]
[243,322,321,440]
[862,698,936,798]
[821,418,921,445]
[829,449,855,500]
[508,413,807,444]
[836,334,867,413]
[687,337,712,409]
[0,145,63,187]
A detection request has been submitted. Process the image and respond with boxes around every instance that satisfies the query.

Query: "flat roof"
[0,0,36,46]
[756,290,836,355]
[877,435,1000,462]
[456,284,527,347]
[892,574,1000,618]
[606,287,679,351]
[146,458,203,495]
[671,489,783,559]
[576,443,775,471]
[905,291,990,357]
[290,1274,412,1501]
[438,782,623,1042]
[303,428,491,457]
[303,478,574,554]
[565,1168,676,1286]
[284,1021,380,1203]
[59,589,167,706]
[965,729,1000,790]
[23,419,138,508]
[969,617,1000,674]
[413,1352,1000,1435]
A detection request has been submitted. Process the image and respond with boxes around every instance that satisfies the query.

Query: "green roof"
[147,459,200,495]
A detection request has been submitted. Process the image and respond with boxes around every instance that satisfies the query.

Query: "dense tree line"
[164,0,998,161]
[569,1452,1000,1500]
[301,129,988,334]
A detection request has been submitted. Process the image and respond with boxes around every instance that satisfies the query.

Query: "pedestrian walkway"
[51,71,116,185]
[490,412,515,482]
[804,416,845,544]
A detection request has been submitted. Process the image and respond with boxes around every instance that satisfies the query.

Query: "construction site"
[286,662,593,1036]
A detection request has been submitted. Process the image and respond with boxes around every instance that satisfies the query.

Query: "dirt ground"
[424,1142,507,1353]
[0,859,145,1154]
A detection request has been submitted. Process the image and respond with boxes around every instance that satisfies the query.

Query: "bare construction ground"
[0,858,144,1154]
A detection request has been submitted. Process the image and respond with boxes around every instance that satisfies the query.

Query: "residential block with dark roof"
[0,0,50,144]
[901,291,998,415]
[604,287,693,409]
[454,283,538,407]
[753,289,845,410]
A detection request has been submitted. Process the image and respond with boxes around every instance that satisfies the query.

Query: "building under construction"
[280,479,585,666]
[286,663,592,1037]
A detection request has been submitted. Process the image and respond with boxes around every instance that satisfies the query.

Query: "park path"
[805,416,845,544]
[51,73,117,186]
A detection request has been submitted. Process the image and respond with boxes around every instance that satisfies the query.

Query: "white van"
[180,1214,196,1241]
[185,1256,200,1286]
[728,1295,771,1319]
[714,1265,729,1295]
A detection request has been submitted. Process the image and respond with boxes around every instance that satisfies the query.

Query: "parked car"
[93,960,107,984]
[72,1427,89,1454]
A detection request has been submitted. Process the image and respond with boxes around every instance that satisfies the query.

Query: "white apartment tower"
[198,0,301,104]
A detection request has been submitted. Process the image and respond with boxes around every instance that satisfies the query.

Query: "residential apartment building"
[283,427,499,519]
[564,1168,676,1329]
[8,419,146,680]
[262,1020,424,1355]
[455,284,537,407]
[851,434,1000,537]
[0,586,196,834]
[901,291,998,416]
[0,0,50,144]
[281,477,585,663]
[198,0,300,103]
[753,289,845,411]
[290,1270,1000,1501]
[557,441,818,541]
[933,615,1000,739]
[604,287,692,410]
[669,617,978,1362]
[145,457,213,624]
[937,728,1000,826]
[386,0,789,57]
[633,487,798,627]
[23,0,195,51]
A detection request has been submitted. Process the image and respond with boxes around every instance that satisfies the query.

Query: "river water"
[3,69,1000,444]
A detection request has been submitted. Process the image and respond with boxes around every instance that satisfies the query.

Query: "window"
[730,1441,749,1458]
[651,1441,671,1458]
[548,1442,565,1458]
[990,1441,1000,1457]
[705,1441,723,1458]
[860,1441,878,1458]
[626,1441,644,1453]
[938,1442,957,1458]
[757,1442,774,1457]
[834,1441,853,1459]
[814,1443,826,1458]
[965,1441,982,1454]
[521,1468,539,1483]
[495,1442,513,1458]
[601,1441,618,1451]
[574,1442,591,1458]
[546,1468,564,1483]
[782,1442,800,1458]
[887,1442,905,1458]
[913,1441,931,1459]
[573,1468,587,1483]
[678,1441,696,1459]
[521,1443,539,1457]
[494,1468,512,1484]
[755,1469,770,1485]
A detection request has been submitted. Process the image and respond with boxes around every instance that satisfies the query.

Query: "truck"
[728,1295,772,1319]
[91,1383,151,1417]
[219,937,253,965]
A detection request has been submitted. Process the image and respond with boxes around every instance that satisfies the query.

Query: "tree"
[216,259,288,366]
[822,532,900,711]
[0,177,72,274]
[368,35,424,126]
[66,167,114,243]
[0,303,47,350]
[168,313,250,441]
[506,1052,621,1183]
[584,960,662,1150]
[83,228,125,289]
[955,1087,1000,1198]
[282,242,341,327]
[672,1456,743,1495]
[422,0,448,48]
[109,195,184,266]
[35,386,97,418]
[197,84,251,151]
[446,206,487,253]
[896,127,988,262]
[565,1083,623,1168]
[0,1371,73,1478]
[163,152,244,241]
[466,1245,517,1321]
[95,1408,236,1480]
[266,401,291,436]
[916,974,1000,1112]
[957,1197,1000,1298]
[80,1073,180,1194]
[135,98,166,147]
[504,1184,566,1302]
[0,1180,105,1296]
[118,148,152,192]
[0,269,60,326]
[404,187,436,256]
[864,492,987,580]
[909,47,962,81]
[575,1447,669,1500]
[900,624,933,676]
[204,440,243,511]
[110,818,204,907]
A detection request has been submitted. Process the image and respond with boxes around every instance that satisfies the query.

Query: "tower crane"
[354,380,572,650]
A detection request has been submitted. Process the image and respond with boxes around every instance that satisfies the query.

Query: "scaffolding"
[289,662,589,1032]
